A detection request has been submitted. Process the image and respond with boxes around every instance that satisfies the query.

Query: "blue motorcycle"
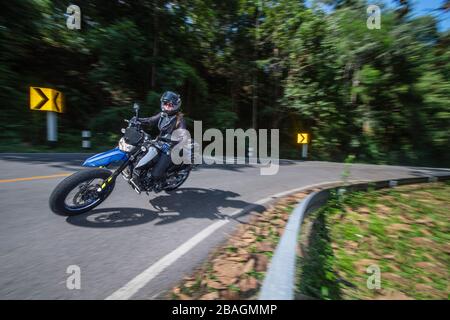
[49,103,193,216]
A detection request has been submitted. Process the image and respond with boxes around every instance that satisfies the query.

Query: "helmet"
[160,91,181,116]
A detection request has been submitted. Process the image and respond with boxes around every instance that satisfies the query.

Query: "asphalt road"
[1,153,448,299]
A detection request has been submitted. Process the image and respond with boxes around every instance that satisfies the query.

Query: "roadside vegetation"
[297,182,450,300]
[2,1,450,166]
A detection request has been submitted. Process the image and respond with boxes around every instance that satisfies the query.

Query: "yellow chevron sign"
[29,87,65,113]
[297,133,309,144]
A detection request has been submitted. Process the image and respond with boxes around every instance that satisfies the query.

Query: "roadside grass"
[296,182,450,300]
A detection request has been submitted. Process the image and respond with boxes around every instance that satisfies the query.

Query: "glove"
[159,134,172,142]
[161,142,171,154]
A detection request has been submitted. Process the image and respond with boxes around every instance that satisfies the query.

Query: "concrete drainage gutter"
[259,174,450,300]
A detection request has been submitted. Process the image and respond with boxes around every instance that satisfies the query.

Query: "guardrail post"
[82,130,91,149]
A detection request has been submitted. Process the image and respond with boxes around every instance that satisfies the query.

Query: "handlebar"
[158,136,172,143]
[124,117,142,126]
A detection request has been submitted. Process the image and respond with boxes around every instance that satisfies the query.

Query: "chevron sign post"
[297,133,309,158]
[30,87,65,142]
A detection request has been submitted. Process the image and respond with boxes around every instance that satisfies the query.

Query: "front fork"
[97,157,132,194]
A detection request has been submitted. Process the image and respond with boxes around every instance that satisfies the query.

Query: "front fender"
[82,147,129,167]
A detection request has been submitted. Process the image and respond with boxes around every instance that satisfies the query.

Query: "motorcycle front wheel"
[49,168,115,216]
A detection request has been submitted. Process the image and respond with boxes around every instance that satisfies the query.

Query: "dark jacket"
[139,112,187,138]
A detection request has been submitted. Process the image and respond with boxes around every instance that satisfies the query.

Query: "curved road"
[0,153,448,299]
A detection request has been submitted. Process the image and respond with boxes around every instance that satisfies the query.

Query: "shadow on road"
[66,207,158,228]
[66,187,265,228]
[150,187,266,225]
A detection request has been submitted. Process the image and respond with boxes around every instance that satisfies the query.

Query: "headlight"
[118,137,135,152]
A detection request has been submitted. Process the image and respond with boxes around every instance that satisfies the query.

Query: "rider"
[131,91,187,192]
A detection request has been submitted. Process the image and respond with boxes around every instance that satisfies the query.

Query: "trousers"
[151,152,171,180]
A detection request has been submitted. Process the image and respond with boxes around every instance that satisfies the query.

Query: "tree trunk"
[252,1,261,130]
[151,1,159,90]
[252,74,258,130]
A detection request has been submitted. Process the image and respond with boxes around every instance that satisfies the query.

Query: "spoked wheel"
[49,169,115,216]
[164,168,191,191]
[64,178,103,209]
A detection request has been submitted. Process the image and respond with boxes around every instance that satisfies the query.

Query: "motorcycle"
[49,103,195,216]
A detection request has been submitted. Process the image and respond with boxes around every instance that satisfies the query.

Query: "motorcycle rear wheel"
[164,168,191,191]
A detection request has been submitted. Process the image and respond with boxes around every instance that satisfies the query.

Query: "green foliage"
[0,0,448,166]
[206,96,239,130]
[298,182,450,299]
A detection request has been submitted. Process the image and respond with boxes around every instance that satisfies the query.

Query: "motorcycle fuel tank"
[82,147,129,167]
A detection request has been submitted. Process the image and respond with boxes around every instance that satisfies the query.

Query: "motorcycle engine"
[139,171,154,191]
[129,154,154,191]
[133,152,146,167]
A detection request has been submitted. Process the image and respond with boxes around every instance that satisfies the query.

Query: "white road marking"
[105,218,229,300]
[105,180,364,300]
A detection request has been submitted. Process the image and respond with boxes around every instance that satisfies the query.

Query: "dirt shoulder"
[169,190,316,300]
